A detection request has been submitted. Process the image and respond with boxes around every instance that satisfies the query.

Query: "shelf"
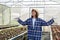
[51,25,60,40]
[0,26,27,40]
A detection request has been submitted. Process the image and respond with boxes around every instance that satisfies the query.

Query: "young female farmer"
[16,9,54,40]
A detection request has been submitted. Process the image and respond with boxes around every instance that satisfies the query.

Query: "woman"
[16,9,54,40]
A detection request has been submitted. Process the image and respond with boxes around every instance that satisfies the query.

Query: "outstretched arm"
[18,19,28,26]
[41,18,54,26]
[47,18,54,25]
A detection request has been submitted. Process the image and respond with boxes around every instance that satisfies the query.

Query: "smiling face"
[31,9,38,18]
[32,11,36,18]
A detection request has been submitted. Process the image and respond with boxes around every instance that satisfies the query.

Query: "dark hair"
[31,9,38,18]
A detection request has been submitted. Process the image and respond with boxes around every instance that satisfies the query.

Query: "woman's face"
[32,11,36,17]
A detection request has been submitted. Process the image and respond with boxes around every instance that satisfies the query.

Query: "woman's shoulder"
[37,18,44,21]
[27,18,43,21]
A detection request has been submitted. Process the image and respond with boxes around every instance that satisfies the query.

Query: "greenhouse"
[0,0,60,40]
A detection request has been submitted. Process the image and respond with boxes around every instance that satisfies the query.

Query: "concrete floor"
[42,32,50,40]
